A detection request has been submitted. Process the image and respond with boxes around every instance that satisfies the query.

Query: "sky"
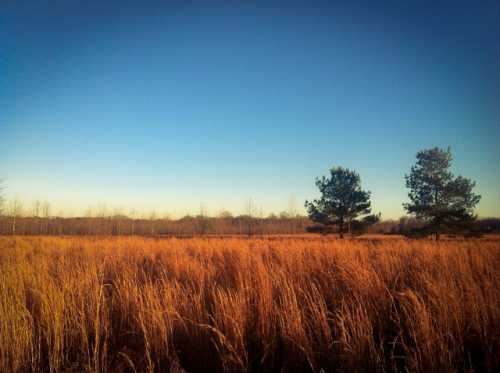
[1,0,499,218]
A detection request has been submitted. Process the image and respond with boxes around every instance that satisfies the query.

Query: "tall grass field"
[1,236,499,372]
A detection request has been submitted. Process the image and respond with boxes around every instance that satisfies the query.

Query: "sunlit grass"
[0,236,499,372]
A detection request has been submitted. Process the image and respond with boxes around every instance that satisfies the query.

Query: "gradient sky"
[1,0,499,218]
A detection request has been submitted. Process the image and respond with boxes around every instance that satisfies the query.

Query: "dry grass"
[0,236,499,372]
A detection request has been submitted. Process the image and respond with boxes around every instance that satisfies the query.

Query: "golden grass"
[0,236,499,372]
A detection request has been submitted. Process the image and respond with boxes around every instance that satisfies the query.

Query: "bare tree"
[31,200,42,234]
[42,201,51,218]
[218,210,233,219]
[0,180,4,216]
[112,207,124,235]
[32,200,41,217]
[8,198,24,235]
[129,208,136,235]
[42,201,51,234]
[245,198,258,236]
[288,195,298,234]
[288,195,297,217]
[257,204,265,235]
[149,210,157,235]
[196,203,214,235]
[97,203,107,218]
[85,206,94,234]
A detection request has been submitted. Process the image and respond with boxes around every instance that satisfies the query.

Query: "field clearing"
[1,236,499,372]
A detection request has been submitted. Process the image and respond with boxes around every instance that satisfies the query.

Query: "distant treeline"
[0,215,311,236]
[0,215,499,236]
[370,217,500,236]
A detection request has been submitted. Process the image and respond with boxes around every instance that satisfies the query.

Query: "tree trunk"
[434,218,441,241]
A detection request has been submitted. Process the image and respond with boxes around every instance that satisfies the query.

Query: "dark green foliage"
[305,167,379,237]
[351,213,382,236]
[305,225,335,235]
[477,218,500,234]
[404,147,481,239]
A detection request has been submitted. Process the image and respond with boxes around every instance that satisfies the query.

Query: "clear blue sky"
[1,0,499,218]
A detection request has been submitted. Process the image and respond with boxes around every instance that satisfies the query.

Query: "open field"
[1,236,499,372]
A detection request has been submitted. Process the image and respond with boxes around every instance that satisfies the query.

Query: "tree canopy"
[305,167,379,237]
[404,147,481,239]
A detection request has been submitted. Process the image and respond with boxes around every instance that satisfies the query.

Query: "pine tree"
[404,147,481,239]
[305,167,379,237]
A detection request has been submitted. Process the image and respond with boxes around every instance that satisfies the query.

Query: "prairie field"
[1,236,499,373]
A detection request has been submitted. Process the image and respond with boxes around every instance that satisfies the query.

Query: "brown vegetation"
[0,215,311,236]
[2,215,500,237]
[1,236,499,372]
